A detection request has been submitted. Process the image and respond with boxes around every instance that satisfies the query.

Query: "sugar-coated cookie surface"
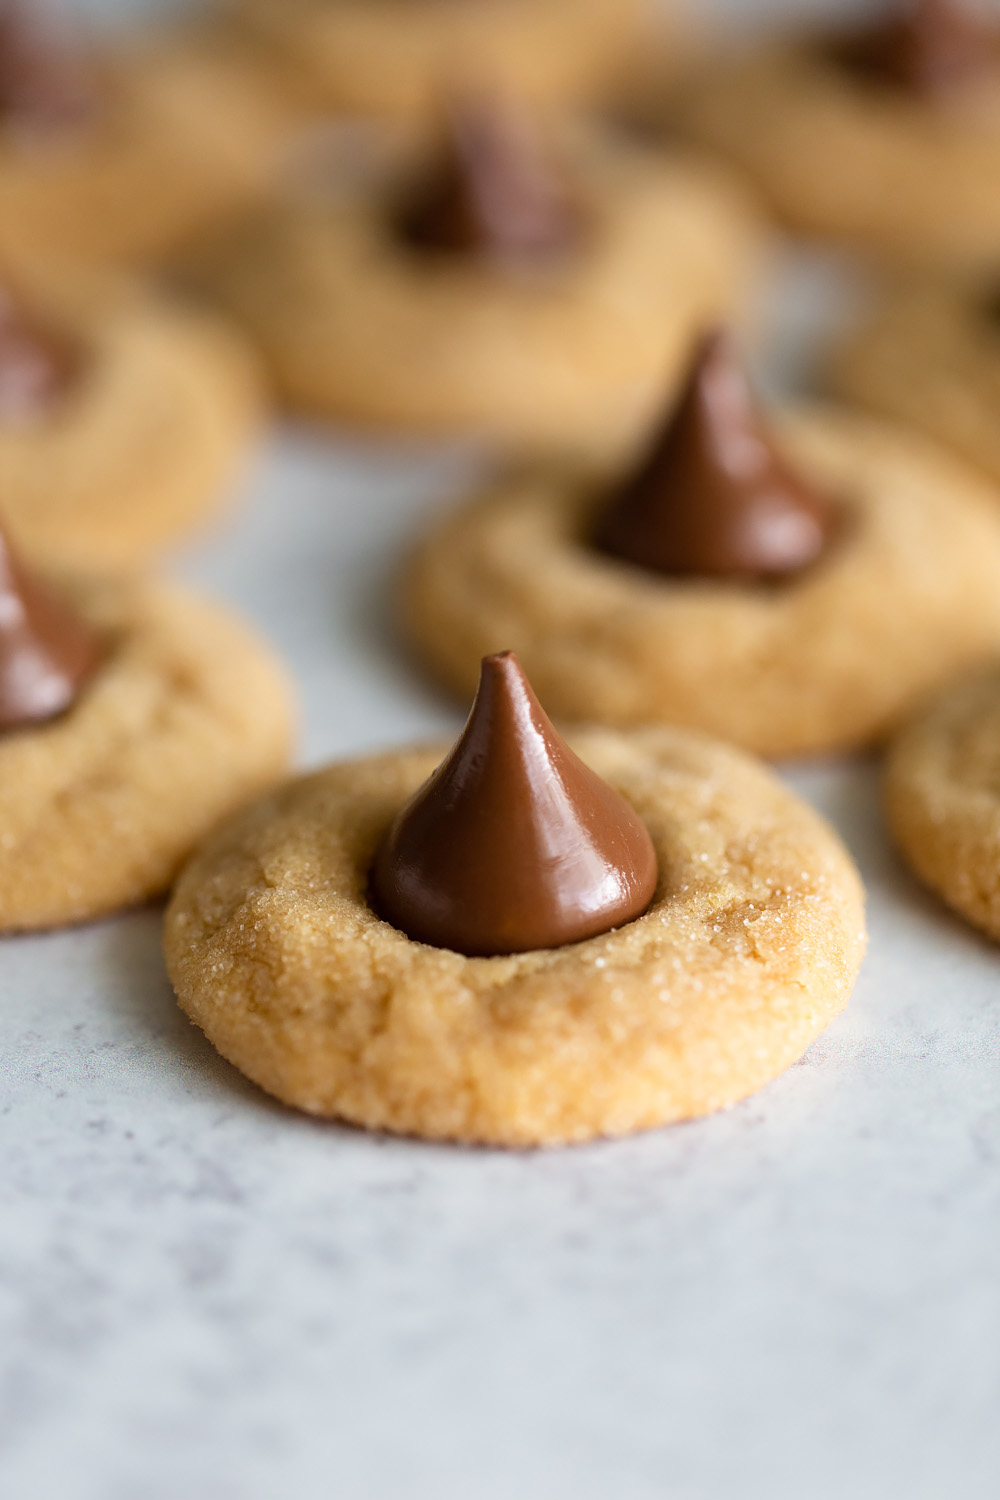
[402,410,1000,757]
[192,132,762,457]
[832,280,1000,490]
[0,278,261,572]
[0,580,294,932]
[886,666,1000,941]
[165,727,866,1147]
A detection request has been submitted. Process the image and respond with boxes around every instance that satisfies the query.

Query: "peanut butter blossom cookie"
[831,277,1000,491]
[0,0,284,267]
[0,521,294,932]
[229,0,652,122]
[165,651,865,1147]
[885,666,1000,942]
[668,0,1000,270]
[0,272,260,571]
[402,331,1000,758]
[191,101,762,457]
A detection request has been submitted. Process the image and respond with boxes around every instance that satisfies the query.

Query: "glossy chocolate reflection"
[0,0,97,136]
[397,99,582,265]
[371,651,658,956]
[596,331,835,582]
[0,521,101,732]
[0,285,76,420]
[834,0,994,98]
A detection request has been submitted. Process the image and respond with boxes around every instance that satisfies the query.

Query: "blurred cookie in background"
[0,519,295,933]
[830,273,1000,491]
[0,0,291,267]
[164,653,865,1147]
[0,262,262,571]
[663,0,1000,271]
[184,98,766,462]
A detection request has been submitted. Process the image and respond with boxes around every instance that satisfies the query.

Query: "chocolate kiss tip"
[397,96,581,263]
[0,523,101,733]
[370,651,658,957]
[596,328,835,582]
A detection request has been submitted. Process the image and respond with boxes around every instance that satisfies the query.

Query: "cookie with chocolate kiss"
[0,520,294,932]
[165,653,865,1146]
[0,520,100,733]
[187,102,763,457]
[667,0,1000,270]
[401,332,1000,758]
[0,1,287,268]
[0,269,261,573]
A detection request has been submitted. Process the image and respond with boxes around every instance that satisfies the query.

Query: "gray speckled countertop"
[5,424,1000,1500]
[3,4,1000,1499]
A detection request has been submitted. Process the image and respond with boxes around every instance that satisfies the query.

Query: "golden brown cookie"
[831,278,1000,490]
[190,127,763,457]
[0,576,295,933]
[229,0,654,122]
[0,35,289,269]
[668,35,1000,270]
[885,665,1000,940]
[0,272,262,572]
[164,725,866,1147]
[401,410,1000,758]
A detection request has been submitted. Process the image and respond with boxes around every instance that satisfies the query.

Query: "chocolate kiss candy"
[0,0,96,135]
[839,0,993,97]
[370,651,658,957]
[397,98,582,263]
[0,521,101,732]
[596,331,834,581]
[0,285,75,420]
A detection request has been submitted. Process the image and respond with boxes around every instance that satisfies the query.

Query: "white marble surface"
[5,418,1000,1500]
[3,3,1000,1498]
